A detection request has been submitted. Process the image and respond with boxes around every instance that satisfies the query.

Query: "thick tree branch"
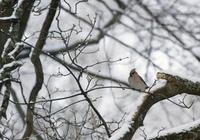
[150,119,200,140]
[22,0,60,139]
[0,81,11,120]
[110,72,200,140]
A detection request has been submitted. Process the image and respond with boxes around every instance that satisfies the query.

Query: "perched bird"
[128,68,149,91]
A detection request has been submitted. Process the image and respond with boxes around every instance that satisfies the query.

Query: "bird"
[128,68,149,91]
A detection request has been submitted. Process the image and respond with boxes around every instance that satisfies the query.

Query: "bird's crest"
[130,68,136,76]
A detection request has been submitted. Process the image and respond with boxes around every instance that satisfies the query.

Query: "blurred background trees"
[0,0,200,139]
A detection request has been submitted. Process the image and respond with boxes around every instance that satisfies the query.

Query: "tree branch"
[110,72,200,140]
[150,119,200,140]
[22,0,60,139]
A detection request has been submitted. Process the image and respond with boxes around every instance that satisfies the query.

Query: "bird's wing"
[138,74,149,88]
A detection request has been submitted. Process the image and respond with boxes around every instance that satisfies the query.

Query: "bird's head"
[130,68,136,76]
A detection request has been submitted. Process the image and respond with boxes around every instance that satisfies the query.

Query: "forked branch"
[110,72,200,140]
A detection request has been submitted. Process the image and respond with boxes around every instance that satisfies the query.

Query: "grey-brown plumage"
[128,68,149,91]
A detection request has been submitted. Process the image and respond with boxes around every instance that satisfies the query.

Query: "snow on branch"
[109,72,200,140]
[147,119,200,140]
[0,16,18,23]
[0,61,22,76]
